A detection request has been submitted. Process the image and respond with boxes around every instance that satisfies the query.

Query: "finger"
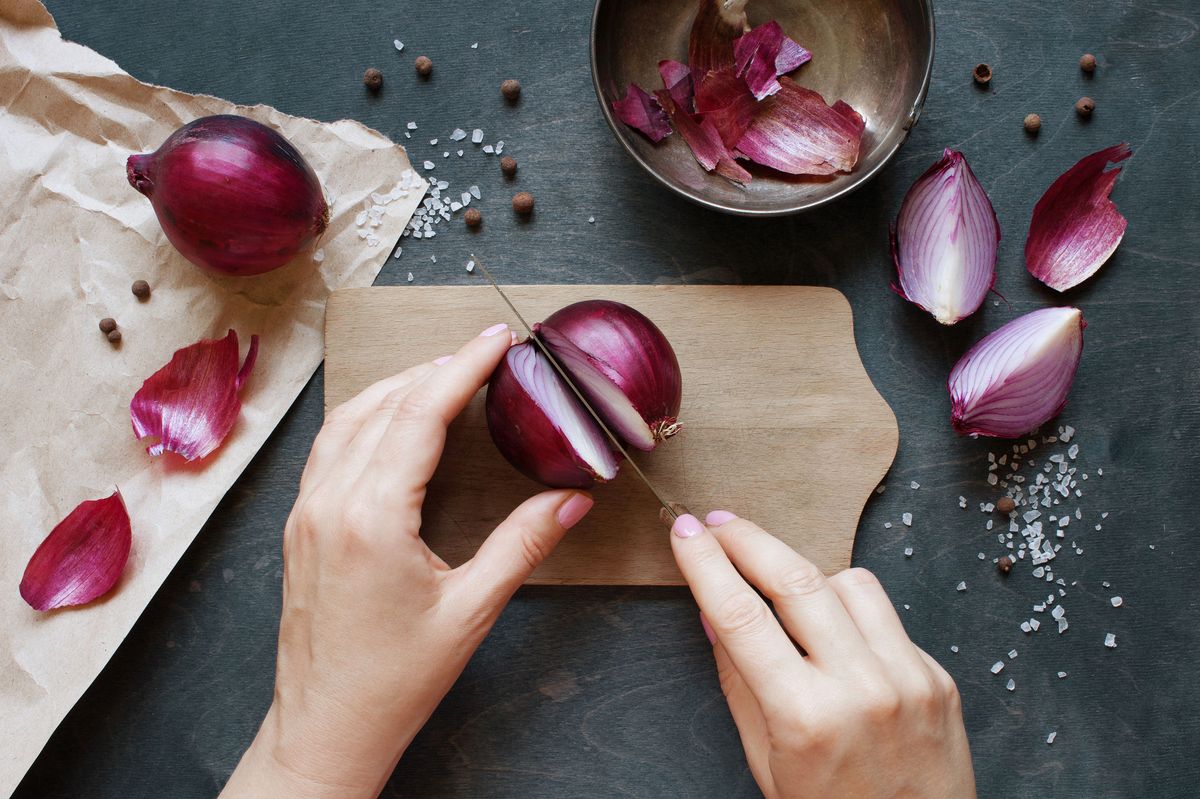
[705,617,775,796]
[299,362,440,497]
[363,323,514,509]
[669,513,807,707]
[827,567,927,672]
[452,490,593,618]
[704,511,872,668]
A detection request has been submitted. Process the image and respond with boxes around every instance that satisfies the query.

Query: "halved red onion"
[892,149,1000,325]
[486,342,621,489]
[733,20,812,100]
[948,307,1086,438]
[733,78,864,176]
[538,300,683,452]
[656,89,752,184]
[131,330,259,461]
[1026,143,1132,291]
[20,490,132,612]
[127,115,328,277]
[688,0,749,75]
[612,84,673,143]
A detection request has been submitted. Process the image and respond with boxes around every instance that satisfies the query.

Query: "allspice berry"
[1079,53,1097,73]
[997,496,1016,514]
[99,317,117,334]
[363,67,383,92]
[500,155,518,177]
[464,207,482,228]
[415,55,432,77]
[997,555,1013,575]
[1023,113,1042,134]
[500,79,521,102]
[512,191,534,215]
[106,329,122,344]
[1075,96,1095,118]
[972,63,992,86]
[131,279,151,300]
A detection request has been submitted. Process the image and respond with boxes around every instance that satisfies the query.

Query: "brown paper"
[0,1,426,791]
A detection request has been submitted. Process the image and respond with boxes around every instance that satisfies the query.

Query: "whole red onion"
[485,300,683,489]
[127,115,328,276]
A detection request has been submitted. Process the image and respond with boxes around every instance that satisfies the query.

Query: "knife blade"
[471,254,682,521]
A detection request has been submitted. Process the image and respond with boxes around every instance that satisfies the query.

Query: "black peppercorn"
[1079,53,1096,73]
[501,79,521,102]
[464,207,482,228]
[363,67,383,92]
[415,56,432,77]
[512,191,534,215]
[1075,96,1095,117]
[99,317,117,334]
[131,279,151,300]
[972,63,992,86]
[500,156,518,177]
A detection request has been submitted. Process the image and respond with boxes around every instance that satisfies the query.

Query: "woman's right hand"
[669,510,976,799]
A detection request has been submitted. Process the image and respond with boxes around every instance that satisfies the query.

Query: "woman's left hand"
[222,323,594,798]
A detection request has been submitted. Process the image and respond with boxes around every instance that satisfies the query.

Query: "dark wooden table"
[19,1,1199,796]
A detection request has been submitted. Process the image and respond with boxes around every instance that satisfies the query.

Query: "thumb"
[456,489,593,610]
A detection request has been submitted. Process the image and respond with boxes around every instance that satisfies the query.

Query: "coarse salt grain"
[902,513,913,527]
[1104,633,1117,648]
[904,547,913,557]
[911,481,920,490]
[466,259,476,273]
[1008,649,1018,659]
[407,121,418,130]
[951,645,959,653]
[1006,678,1016,692]
[956,581,967,592]
[1111,596,1123,607]
[990,661,1005,674]
[406,272,413,282]
[472,129,484,144]
[450,128,467,141]
[423,161,435,170]
[394,39,404,51]
[1058,671,1068,678]
[1047,731,1057,745]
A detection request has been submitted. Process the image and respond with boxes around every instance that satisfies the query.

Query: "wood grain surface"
[19,1,1200,797]
[325,285,898,583]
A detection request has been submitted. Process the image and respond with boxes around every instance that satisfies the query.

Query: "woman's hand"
[671,511,975,799]
[222,323,594,799]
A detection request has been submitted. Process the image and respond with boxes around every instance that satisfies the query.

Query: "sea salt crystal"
[483,144,494,153]
[1020,621,1032,633]
[951,645,959,653]
[902,513,913,527]
[1104,633,1117,648]
[1047,731,1057,745]
[394,39,405,51]
[884,522,892,529]
[1006,678,1016,692]
[1008,649,1018,659]
[876,485,887,494]
[956,581,967,592]
[462,192,472,205]
[466,260,475,273]
[472,128,484,144]
[406,272,413,282]
[911,481,920,490]
[450,128,467,141]
[1057,618,1069,634]
[312,248,324,263]
[1111,596,1123,607]
[588,216,596,223]
[450,201,463,212]
[1068,444,1080,460]
[457,149,464,157]
[990,661,1005,674]
[471,42,478,48]
[423,160,435,170]
[988,473,999,486]
[904,546,912,557]
[407,121,418,130]
[1052,605,1065,620]
[1030,619,1041,631]
[470,185,481,199]
[393,246,403,259]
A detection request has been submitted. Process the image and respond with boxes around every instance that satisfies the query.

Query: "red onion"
[486,300,683,488]
[127,115,328,276]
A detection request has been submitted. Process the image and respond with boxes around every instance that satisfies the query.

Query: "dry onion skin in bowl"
[486,300,683,488]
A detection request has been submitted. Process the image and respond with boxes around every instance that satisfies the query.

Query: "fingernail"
[433,355,453,366]
[699,612,717,645]
[556,492,594,530]
[672,513,704,539]
[480,322,509,337]
[705,510,737,526]
[509,330,519,345]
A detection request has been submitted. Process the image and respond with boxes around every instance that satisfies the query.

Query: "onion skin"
[127,115,328,277]
[538,300,683,452]
[486,342,619,489]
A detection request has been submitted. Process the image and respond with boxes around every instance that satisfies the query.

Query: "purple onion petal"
[20,491,132,611]
[1026,143,1131,291]
[733,78,864,176]
[688,0,749,75]
[612,84,673,143]
[694,68,758,148]
[658,59,696,114]
[891,149,1000,325]
[948,307,1086,438]
[656,89,752,184]
[732,21,813,100]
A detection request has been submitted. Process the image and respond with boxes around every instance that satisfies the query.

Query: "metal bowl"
[591,0,935,216]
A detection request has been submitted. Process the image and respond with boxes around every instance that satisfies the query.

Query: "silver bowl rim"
[589,0,937,217]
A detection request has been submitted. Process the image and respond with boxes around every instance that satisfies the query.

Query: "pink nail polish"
[705,510,737,526]
[699,612,717,645]
[672,514,704,538]
[480,322,509,337]
[556,493,594,530]
[433,355,453,365]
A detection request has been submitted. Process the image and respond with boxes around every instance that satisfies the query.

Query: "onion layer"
[948,307,1085,438]
[127,115,328,276]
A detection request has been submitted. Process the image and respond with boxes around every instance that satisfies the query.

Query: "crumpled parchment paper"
[0,1,425,791]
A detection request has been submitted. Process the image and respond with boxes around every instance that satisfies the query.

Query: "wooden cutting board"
[325,286,897,585]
